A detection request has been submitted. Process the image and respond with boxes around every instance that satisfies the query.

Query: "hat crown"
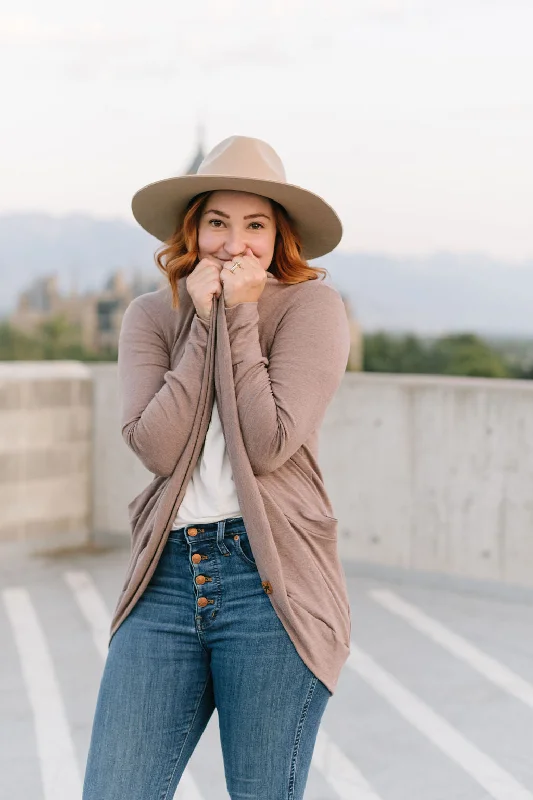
[196,135,287,183]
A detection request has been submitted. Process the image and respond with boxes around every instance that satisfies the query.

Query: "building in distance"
[10,271,165,354]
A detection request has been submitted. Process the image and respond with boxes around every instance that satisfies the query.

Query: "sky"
[1,0,532,261]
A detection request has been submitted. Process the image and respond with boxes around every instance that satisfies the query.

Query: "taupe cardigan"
[110,269,352,694]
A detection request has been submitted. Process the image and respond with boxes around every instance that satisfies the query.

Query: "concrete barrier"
[320,373,533,587]
[0,361,93,554]
[89,363,152,537]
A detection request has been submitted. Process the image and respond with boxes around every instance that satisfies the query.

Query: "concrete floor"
[1,533,532,800]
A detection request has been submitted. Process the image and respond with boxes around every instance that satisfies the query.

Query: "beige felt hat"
[131,135,342,260]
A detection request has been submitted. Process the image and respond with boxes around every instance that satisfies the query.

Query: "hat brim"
[131,174,342,260]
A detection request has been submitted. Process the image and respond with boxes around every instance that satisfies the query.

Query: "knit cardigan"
[110,269,352,694]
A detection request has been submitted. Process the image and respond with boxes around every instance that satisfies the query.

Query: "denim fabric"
[83,516,331,800]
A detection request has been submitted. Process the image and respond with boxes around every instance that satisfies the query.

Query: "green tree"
[37,314,82,359]
[0,316,117,361]
[363,331,512,378]
[364,332,430,374]
[428,334,511,378]
[0,322,43,360]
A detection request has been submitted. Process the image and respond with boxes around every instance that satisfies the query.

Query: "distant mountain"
[326,250,533,336]
[1,212,532,335]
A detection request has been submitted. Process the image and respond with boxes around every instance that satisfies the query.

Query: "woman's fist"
[220,247,268,308]
[186,257,223,322]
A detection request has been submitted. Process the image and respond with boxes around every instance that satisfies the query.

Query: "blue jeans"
[82,516,331,799]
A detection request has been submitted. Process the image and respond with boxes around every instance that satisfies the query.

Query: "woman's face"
[197,190,276,271]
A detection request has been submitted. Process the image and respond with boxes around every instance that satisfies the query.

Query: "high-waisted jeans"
[82,516,332,800]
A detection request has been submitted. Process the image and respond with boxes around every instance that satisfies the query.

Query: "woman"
[83,135,352,799]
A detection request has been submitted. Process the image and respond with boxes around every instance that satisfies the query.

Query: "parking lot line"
[348,640,533,800]
[369,588,533,710]
[313,727,384,799]
[3,586,82,800]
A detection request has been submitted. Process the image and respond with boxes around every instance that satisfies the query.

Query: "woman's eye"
[208,219,263,230]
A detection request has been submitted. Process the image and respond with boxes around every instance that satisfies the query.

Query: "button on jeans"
[82,516,331,800]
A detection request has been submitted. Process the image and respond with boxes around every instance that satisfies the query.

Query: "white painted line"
[348,642,533,800]
[174,768,206,800]
[369,588,533,711]
[313,728,383,799]
[63,571,110,659]
[63,570,204,800]
[3,587,82,800]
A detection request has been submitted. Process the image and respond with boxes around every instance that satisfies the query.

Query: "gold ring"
[230,259,242,273]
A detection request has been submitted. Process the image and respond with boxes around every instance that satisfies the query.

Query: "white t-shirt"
[172,394,242,528]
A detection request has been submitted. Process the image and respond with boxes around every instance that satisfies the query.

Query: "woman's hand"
[186,257,223,322]
[220,247,268,308]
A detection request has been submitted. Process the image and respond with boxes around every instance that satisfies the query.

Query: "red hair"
[154,191,329,309]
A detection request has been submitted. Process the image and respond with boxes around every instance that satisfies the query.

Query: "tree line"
[1,314,532,379]
[363,332,532,379]
[0,316,117,362]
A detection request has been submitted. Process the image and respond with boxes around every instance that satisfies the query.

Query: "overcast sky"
[1,0,531,261]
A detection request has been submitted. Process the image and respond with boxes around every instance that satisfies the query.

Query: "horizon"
[2,208,533,269]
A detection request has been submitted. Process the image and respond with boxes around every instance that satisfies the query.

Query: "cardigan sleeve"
[224,284,351,475]
[118,298,211,477]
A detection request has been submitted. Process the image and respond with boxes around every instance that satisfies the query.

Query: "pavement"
[1,532,533,800]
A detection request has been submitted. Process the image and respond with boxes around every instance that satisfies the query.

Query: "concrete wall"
[0,362,93,554]
[320,373,533,587]
[89,363,151,537]
[2,362,533,588]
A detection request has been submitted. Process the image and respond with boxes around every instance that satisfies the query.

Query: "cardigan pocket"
[280,456,338,538]
[282,509,338,540]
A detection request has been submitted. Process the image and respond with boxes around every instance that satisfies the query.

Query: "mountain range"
[1,212,532,336]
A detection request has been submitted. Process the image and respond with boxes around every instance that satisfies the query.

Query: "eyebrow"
[204,209,271,220]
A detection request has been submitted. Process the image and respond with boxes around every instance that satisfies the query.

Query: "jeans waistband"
[170,516,245,544]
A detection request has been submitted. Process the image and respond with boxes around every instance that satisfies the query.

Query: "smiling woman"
[200,191,275,264]
[82,135,351,800]
[154,187,328,311]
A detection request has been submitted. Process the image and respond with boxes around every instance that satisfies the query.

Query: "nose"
[223,229,246,258]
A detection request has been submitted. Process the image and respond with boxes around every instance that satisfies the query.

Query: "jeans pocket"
[232,530,257,568]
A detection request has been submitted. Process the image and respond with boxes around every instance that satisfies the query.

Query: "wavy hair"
[154,191,329,309]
